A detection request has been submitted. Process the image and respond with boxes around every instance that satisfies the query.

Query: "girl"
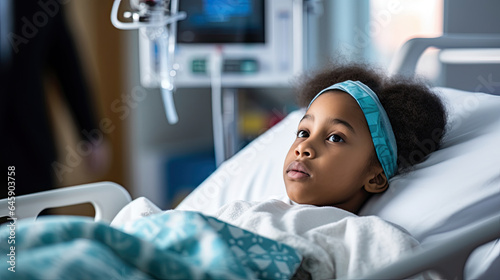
[284,63,447,213]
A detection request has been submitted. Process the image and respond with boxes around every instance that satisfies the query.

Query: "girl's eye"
[328,134,344,143]
[297,130,309,138]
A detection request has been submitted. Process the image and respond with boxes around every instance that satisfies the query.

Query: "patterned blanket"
[0,211,302,279]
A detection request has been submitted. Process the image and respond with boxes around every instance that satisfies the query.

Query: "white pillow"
[359,87,500,239]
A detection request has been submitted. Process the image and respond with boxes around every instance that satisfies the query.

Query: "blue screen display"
[177,0,265,44]
[203,0,251,22]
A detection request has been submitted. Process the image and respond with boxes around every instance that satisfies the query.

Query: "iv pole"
[111,0,229,167]
[110,0,186,124]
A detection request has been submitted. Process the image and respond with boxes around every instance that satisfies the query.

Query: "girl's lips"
[286,161,311,179]
[287,170,310,180]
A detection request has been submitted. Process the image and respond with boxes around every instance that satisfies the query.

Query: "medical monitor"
[170,0,303,88]
[177,0,265,44]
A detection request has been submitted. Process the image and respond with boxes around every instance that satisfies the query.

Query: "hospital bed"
[1,34,500,279]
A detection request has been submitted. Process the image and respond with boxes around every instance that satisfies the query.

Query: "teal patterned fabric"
[0,212,302,279]
[308,80,398,178]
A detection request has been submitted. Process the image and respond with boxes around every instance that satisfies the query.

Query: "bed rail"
[0,181,131,224]
[389,33,500,77]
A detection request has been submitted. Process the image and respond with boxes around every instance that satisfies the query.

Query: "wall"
[443,0,500,94]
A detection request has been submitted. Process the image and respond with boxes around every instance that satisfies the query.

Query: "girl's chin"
[286,188,311,205]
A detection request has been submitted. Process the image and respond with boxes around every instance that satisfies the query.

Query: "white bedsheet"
[111,197,162,227]
[213,199,420,279]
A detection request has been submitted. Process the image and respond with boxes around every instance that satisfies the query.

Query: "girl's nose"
[295,141,315,158]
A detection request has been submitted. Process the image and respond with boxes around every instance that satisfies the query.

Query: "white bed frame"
[389,33,500,77]
[0,181,131,223]
[1,34,500,279]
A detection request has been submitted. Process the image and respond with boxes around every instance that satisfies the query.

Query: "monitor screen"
[177,0,265,44]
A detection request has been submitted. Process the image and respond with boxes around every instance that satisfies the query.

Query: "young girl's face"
[283,91,385,212]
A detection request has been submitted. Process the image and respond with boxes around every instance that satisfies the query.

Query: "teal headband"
[308,80,398,178]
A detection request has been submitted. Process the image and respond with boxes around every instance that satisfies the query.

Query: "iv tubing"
[211,48,225,167]
[161,87,178,124]
[164,0,179,124]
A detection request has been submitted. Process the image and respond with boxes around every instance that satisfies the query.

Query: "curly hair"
[294,62,447,175]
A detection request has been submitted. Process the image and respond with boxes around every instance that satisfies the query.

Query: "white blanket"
[213,199,420,279]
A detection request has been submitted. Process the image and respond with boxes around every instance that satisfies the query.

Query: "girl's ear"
[364,171,388,194]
